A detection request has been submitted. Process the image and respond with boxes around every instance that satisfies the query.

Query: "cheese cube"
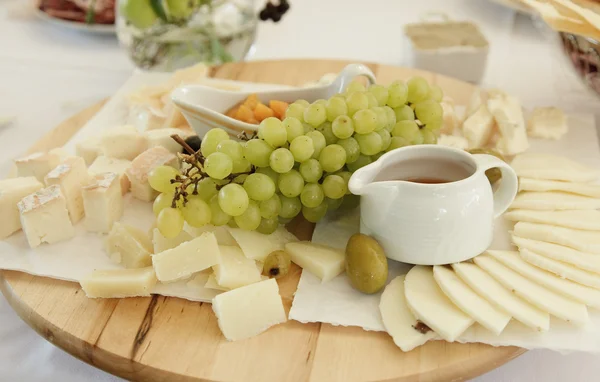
[487,94,529,155]
[100,125,148,160]
[80,267,157,298]
[145,128,194,153]
[213,246,263,289]
[18,185,75,248]
[0,177,44,238]
[44,156,90,223]
[152,227,192,253]
[126,147,178,202]
[284,241,345,282]
[82,173,124,233]
[205,273,229,291]
[88,156,131,194]
[105,222,153,268]
[462,104,495,149]
[15,150,63,182]
[212,278,287,341]
[75,136,102,165]
[152,232,220,282]
[527,107,568,140]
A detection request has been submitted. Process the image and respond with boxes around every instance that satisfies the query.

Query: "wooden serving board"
[0,60,525,382]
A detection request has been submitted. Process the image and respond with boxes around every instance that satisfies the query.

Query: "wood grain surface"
[0,60,525,382]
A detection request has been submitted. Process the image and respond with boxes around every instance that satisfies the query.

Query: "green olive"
[468,148,506,185]
[263,250,291,279]
[345,234,388,294]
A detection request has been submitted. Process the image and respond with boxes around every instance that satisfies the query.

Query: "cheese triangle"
[505,209,600,231]
[514,222,600,254]
[519,178,600,198]
[510,153,598,182]
[509,191,600,210]
[512,236,600,273]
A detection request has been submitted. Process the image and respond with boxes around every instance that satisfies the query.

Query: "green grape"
[317,122,338,145]
[319,144,347,173]
[337,137,360,164]
[421,129,438,144]
[232,158,251,173]
[407,77,430,103]
[387,80,409,108]
[383,106,397,131]
[340,194,360,210]
[332,115,355,139]
[392,120,420,141]
[301,183,325,208]
[279,216,292,224]
[148,165,179,193]
[424,119,443,132]
[194,178,218,200]
[346,80,366,93]
[182,197,212,227]
[278,170,305,197]
[257,217,279,235]
[216,139,243,162]
[346,92,369,116]
[368,85,389,106]
[346,154,372,172]
[326,96,348,122]
[204,152,233,180]
[257,166,280,185]
[243,173,276,201]
[157,207,184,239]
[299,159,323,183]
[243,139,274,168]
[303,123,315,134]
[387,136,410,151]
[302,203,328,223]
[394,105,415,121]
[352,109,378,134]
[306,130,326,159]
[209,195,231,226]
[289,136,314,162]
[371,107,388,131]
[259,117,288,147]
[355,132,382,155]
[201,128,229,157]
[285,103,306,121]
[377,129,392,151]
[279,195,302,219]
[259,194,281,219]
[365,92,379,108]
[234,200,261,231]
[283,117,304,142]
[269,148,294,173]
[218,183,249,217]
[412,130,425,145]
[326,197,344,211]
[428,85,444,102]
[304,103,327,127]
[414,100,444,125]
[233,173,249,184]
[121,0,158,29]
[153,192,173,216]
[335,171,352,194]
[314,99,327,107]
[322,175,347,199]
[294,99,310,107]
[227,219,239,228]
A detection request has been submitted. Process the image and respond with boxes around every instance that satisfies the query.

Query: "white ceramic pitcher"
[348,145,518,265]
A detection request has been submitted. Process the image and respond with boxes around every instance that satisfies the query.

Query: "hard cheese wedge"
[379,275,437,352]
[509,191,600,211]
[505,209,600,231]
[510,153,598,182]
[204,273,229,291]
[285,241,345,282]
[105,223,153,268]
[212,245,263,289]
[152,228,193,253]
[474,254,589,325]
[519,249,600,289]
[488,250,600,308]
[514,222,600,254]
[184,223,237,246]
[404,266,474,342]
[80,267,157,298]
[452,262,549,331]
[519,178,600,198]
[433,265,511,335]
[227,227,298,261]
[212,278,287,341]
[513,236,600,273]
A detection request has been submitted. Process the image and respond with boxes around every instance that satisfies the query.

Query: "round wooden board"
[0,60,525,382]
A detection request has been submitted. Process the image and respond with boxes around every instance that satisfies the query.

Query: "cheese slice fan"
[509,191,600,211]
[452,262,549,331]
[488,250,600,308]
[379,275,437,352]
[519,178,600,198]
[433,265,511,335]
[510,153,598,182]
[404,266,474,342]
[505,209,600,231]
[512,236,600,273]
[474,254,589,325]
[520,248,600,289]
[514,222,600,254]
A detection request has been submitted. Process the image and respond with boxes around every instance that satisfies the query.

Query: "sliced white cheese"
[184,223,237,246]
[212,245,263,289]
[433,265,511,335]
[204,273,229,291]
[464,88,486,120]
[462,104,495,148]
[519,178,600,198]
[152,227,192,253]
[404,266,474,342]
[505,209,600,231]
[487,93,529,156]
[437,134,468,150]
[514,222,600,254]
[105,222,153,268]
[0,177,43,239]
[284,241,345,282]
[510,153,598,182]
[212,278,287,341]
[488,250,600,308]
[509,191,600,211]
[227,226,298,261]
[80,267,157,298]
[513,236,600,273]
[526,107,568,140]
[473,254,589,325]
[379,275,437,352]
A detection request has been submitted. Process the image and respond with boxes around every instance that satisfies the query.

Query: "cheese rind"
[99,125,148,160]
[227,227,298,261]
[0,177,43,239]
[80,267,157,298]
[509,191,600,211]
[510,153,598,182]
[145,128,194,153]
[44,156,90,223]
[105,222,153,269]
[285,241,345,282]
[88,156,132,194]
[212,245,263,289]
[512,236,600,273]
[152,228,192,253]
[505,209,600,231]
[526,107,568,140]
[212,278,287,341]
[75,136,102,165]
[82,173,124,233]
[126,147,178,202]
[15,150,63,182]
[514,221,600,254]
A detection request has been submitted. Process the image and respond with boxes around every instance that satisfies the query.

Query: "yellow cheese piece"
[212,245,263,289]
[105,222,153,268]
[505,209,600,231]
[284,241,345,282]
[80,267,157,298]
[227,226,298,261]
[514,222,600,254]
[184,223,237,246]
[513,236,600,273]
[519,178,600,198]
[205,273,229,291]
[152,228,192,253]
[510,153,598,182]
[509,191,600,211]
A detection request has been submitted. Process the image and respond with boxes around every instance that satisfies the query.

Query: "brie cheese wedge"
[88,156,132,195]
[487,93,529,156]
[212,245,262,289]
[15,150,63,182]
[126,147,178,202]
[518,178,600,198]
[505,209,600,231]
[0,177,43,239]
[44,156,90,223]
[512,236,600,273]
[462,104,495,148]
[526,107,568,140]
[510,153,598,182]
[509,191,600,211]
[514,222,600,254]
[82,173,124,233]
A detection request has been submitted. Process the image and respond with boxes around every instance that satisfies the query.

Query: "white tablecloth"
[1,0,600,380]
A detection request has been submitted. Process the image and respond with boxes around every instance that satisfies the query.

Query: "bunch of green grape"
[149,77,444,238]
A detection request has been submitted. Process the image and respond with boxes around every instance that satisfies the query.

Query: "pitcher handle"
[472,154,518,218]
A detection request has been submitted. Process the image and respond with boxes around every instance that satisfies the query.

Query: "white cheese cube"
[212,245,263,289]
[75,136,102,165]
[527,107,568,140]
[284,241,345,282]
[152,227,192,253]
[145,128,194,153]
[126,147,178,202]
[88,156,131,194]
[462,104,495,149]
[152,231,220,282]
[212,278,287,341]
[15,150,63,182]
[18,185,75,248]
[82,173,123,233]
[100,125,148,160]
[0,177,44,238]
[487,94,529,155]
[44,156,90,223]
[105,222,153,268]
[80,267,157,298]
